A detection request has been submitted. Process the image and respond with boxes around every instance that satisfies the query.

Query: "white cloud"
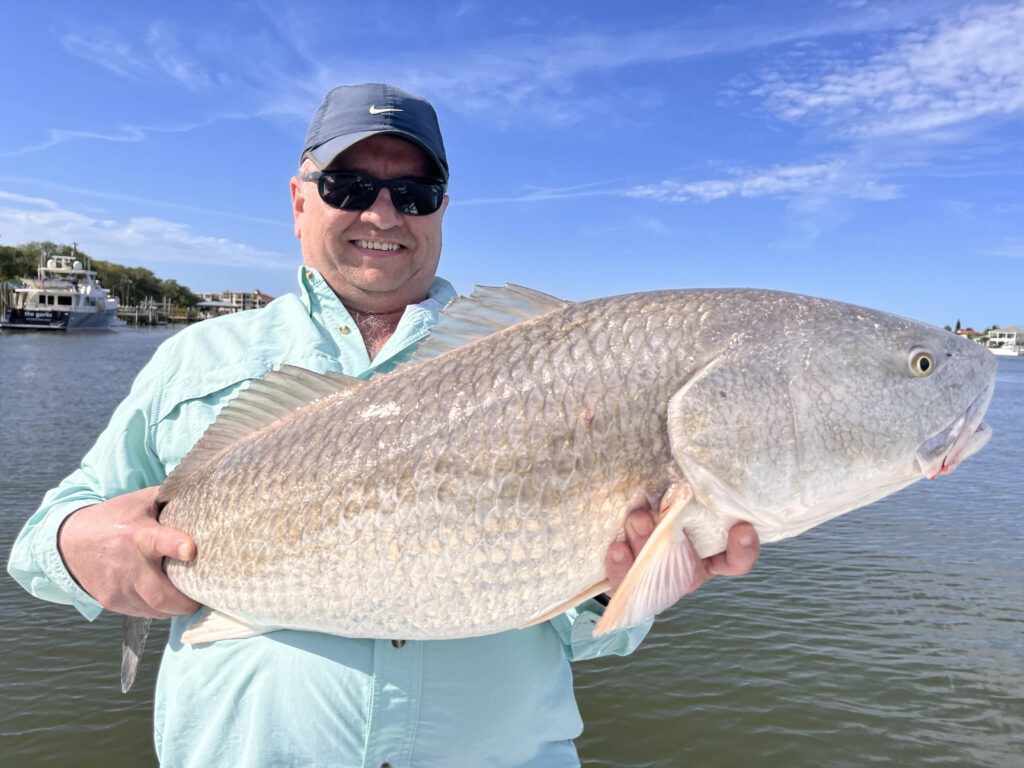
[47,4,991,151]
[0,193,293,272]
[980,237,1024,257]
[0,177,288,229]
[60,32,147,79]
[3,127,147,157]
[1,115,254,157]
[457,179,617,206]
[456,158,900,212]
[754,2,1024,137]
[0,191,59,208]
[624,160,901,203]
[261,4,959,130]
[61,23,212,90]
[145,21,212,90]
[580,215,676,238]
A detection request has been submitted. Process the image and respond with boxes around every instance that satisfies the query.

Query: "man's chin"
[342,275,431,312]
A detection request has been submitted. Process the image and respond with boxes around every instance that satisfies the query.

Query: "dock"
[116,299,202,326]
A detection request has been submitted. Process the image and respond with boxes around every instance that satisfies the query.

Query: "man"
[8,83,759,767]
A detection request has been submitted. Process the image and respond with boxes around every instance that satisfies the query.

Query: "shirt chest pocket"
[153,380,251,476]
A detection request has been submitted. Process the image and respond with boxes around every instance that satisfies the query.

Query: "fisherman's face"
[291,134,449,313]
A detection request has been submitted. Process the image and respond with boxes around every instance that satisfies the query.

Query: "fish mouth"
[915,385,994,480]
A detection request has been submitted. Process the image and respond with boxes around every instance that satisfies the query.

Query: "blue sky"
[1,0,1021,329]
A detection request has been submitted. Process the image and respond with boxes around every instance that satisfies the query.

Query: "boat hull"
[2,306,118,332]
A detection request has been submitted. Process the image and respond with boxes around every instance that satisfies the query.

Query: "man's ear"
[290,177,305,239]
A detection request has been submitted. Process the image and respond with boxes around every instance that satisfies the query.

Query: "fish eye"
[909,349,935,377]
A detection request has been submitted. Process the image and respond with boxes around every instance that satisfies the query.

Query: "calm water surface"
[1,329,1021,767]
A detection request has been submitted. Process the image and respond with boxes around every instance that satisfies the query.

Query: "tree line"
[0,241,200,307]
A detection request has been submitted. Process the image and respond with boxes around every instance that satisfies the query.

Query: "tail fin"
[120,615,153,693]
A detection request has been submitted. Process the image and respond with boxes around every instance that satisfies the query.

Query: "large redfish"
[121,285,995,691]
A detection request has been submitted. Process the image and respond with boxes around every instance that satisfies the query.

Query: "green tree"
[156,278,200,307]
[1,241,84,280]
[0,245,36,280]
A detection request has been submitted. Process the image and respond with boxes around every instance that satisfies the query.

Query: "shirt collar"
[295,265,458,371]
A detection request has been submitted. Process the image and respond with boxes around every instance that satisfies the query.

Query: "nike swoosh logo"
[369,105,404,114]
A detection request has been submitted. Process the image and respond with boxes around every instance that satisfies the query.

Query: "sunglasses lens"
[317,173,443,215]
[389,180,444,215]
[319,174,378,210]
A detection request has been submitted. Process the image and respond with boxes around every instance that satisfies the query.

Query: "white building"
[986,326,1023,356]
[197,290,274,314]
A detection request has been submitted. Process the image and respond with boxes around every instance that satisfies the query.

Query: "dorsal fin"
[408,284,569,364]
[157,364,364,504]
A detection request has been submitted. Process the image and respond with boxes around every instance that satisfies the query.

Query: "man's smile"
[353,239,403,252]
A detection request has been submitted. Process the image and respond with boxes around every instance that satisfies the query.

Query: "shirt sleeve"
[547,600,653,662]
[6,348,171,621]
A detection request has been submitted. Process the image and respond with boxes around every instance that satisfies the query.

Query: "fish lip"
[915,385,994,480]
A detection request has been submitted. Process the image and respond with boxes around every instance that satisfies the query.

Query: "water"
[1,330,1021,767]
[1,328,178,767]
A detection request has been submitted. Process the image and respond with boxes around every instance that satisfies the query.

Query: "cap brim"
[306,130,448,181]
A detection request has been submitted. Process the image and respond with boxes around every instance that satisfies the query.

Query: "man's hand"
[57,486,200,618]
[604,507,759,597]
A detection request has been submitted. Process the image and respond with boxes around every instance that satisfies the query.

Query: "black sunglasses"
[301,170,446,216]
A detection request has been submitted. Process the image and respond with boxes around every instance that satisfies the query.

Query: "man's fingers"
[135,522,196,562]
[605,508,657,595]
[137,575,201,618]
[604,541,634,593]
[128,521,200,616]
[624,508,655,555]
[705,522,759,577]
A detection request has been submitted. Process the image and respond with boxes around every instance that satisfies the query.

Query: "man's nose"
[360,188,402,228]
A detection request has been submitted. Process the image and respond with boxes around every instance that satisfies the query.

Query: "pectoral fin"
[120,615,153,693]
[181,608,277,644]
[594,484,698,636]
[518,579,612,629]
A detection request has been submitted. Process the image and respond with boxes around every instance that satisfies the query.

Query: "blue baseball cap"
[301,83,449,182]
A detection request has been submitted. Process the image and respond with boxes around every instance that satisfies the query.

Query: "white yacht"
[1,254,120,331]
[989,345,1023,357]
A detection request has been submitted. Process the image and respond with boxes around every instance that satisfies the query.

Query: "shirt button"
[339,325,350,334]
[380,763,392,768]
[305,269,314,281]
[391,639,405,648]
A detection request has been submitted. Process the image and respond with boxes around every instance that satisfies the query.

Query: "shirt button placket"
[365,638,421,768]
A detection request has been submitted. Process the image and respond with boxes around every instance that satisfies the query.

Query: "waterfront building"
[196,289,275,314]
[986,325,1024,356]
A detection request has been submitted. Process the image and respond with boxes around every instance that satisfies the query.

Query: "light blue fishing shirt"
[8,266,652,768]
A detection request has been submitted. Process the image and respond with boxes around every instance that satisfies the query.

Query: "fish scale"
[118,284,995,691]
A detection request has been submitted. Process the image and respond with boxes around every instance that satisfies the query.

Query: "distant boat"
[1,255,120,332]
[990,345,1023,357]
